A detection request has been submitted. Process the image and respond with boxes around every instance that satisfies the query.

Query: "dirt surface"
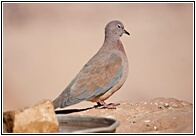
[56,97,193,133]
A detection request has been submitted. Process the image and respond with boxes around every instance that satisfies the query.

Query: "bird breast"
[88,41,129,102]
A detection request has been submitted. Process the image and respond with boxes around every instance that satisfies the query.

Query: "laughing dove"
[53,20,130,109]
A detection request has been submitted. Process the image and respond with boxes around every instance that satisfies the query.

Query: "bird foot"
[94,101,120,109]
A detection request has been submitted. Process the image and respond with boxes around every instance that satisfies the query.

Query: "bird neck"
[102,37,126,54]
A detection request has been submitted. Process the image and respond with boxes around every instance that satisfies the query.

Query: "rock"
[60,97,193,133]
[3,99,59,133]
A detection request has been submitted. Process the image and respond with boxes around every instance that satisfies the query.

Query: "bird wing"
[54,53,123,108]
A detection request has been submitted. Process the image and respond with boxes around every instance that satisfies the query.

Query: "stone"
[3,99,59,133]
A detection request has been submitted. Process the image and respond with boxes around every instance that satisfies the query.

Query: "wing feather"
[53,53,123,108]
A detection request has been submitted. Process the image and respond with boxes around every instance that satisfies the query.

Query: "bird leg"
[95,101,120,109]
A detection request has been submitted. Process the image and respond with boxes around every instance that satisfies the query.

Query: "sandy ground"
[56,97,193,133]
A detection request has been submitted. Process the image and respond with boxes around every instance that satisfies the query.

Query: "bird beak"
[124,29,130,35]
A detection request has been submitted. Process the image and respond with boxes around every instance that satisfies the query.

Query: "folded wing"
[53,53,123,109]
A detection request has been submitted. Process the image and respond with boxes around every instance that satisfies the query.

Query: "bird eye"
[117,24,121,28]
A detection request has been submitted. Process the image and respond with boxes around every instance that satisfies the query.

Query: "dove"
[53,20,130,109]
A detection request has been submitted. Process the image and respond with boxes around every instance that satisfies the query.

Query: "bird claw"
[94,101,120,109]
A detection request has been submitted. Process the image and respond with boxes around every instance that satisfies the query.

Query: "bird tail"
[53,86,71,109]
[53,90,82,109]
[53,95,84,109]
[53,97,62,109]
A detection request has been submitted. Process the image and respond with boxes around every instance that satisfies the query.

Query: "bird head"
[105,20,130,39]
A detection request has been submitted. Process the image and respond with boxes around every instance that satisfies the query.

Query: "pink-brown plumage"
[53,20,129,109]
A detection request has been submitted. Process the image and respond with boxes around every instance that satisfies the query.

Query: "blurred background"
[3,3,193,111]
